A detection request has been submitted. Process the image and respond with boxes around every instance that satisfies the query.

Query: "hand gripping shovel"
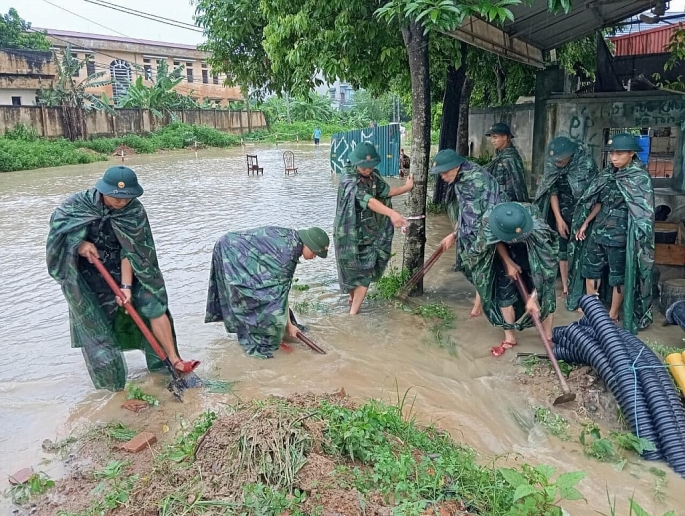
[91,256,196,402]
[515,276,576,406]
[288,309,326,354]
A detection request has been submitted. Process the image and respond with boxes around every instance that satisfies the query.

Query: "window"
[143,58,150,63]
[202,69,208,84]
[173,61,180,66]
[11,96,21,106]
[187,66,194,83]
[71,52,79,77]
[329,87,336,99]
[110,59,132,100]
[201,62,207,68]
[144,64,153,80]
[212,74,219,85]
[86,55,96,76]
[340,90,345,102]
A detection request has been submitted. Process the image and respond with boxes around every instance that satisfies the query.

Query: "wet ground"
[1,142,684,515]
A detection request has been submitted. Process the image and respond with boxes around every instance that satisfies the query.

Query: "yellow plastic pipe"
[665,353,685,393]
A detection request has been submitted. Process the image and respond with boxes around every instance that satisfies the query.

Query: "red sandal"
[490,340,517,357]
[280,342,294,352]
[173,359,201,373]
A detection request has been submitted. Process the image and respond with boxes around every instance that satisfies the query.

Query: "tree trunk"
[401,19,431,296]
[457,77,474,156]
[495,59,505,105]
[433,41,467,203]
[245,90,252,132]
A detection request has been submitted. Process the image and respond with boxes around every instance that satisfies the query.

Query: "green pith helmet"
[547,136,578,160]
[428,149,467,175]
[95,166,144,198]
[490,202,534,243]
[485,122,514,138]
[298,227,330,258]
[349,142,381,168]
[604,133,643,152]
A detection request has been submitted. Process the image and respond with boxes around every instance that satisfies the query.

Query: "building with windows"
[313,77,356,110]
[0,49,56,106]
[30,28,242,106]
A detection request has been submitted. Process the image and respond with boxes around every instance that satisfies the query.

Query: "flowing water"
[1,143,684,515]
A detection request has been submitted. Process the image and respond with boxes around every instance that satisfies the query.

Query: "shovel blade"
[167,378,186,402]
[180,371,204,388]
[553,392,576,406]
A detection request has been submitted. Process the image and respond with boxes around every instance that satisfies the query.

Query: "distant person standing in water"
[313,127,322,146]
[485,123,529,203]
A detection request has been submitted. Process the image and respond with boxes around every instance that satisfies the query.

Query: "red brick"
[118,432,157,453]
[8,467,33,485]
[121,399,149,413]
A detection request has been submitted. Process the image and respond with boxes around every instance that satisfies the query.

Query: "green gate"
[330,124,401,177]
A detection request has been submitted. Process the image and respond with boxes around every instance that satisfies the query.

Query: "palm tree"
[38,44,112,140]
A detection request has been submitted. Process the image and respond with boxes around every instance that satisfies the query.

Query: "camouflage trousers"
[495,243,534,307]
[581,237,627,287]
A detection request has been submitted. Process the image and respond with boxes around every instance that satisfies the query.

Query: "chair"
[283,151,298,175]
[246,155,263,176]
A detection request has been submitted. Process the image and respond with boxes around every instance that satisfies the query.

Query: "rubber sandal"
[490,341,517,357]
[280,342,294,352]
[173,359,200,373]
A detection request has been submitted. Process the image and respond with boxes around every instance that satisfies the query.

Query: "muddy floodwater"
[1,143,685,515]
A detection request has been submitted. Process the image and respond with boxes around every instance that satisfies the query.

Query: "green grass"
[126,383,159,406]
[534,407,571,440]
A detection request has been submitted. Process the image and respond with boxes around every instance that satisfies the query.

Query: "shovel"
[397,247,445,301]
[91,256,198,402]
[289,309,326,354]
[515,276,576,406]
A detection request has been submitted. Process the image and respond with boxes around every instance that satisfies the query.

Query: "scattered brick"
[121,399,149,413]
[8,467,33,485]
[117,432,157,453]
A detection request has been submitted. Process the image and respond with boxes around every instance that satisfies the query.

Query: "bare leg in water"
[559,260,569,296]
[350,285,368,315]
[150,314,182,366]
[470,292,483,317]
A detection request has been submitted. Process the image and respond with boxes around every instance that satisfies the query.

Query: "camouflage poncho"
[534,144,598,223]
[334,166,394,291]
[466,203,559,330]
[486,144,529,203]
[205,226,303,358]
[445,162,502,280]
[566,161,655,333]
[46,188,176,391]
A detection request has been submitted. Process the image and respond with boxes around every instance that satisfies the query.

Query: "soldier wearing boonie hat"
[46,166,201,392]
[466,202,559,357]
[205,226,330,358]
[484,122,529,203]
[568,133,655,333]
[534,136,599,297]
[333,142,414,315]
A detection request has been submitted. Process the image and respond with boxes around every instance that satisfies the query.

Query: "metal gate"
[330,123,401,177]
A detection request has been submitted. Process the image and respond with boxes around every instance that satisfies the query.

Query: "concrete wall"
[0,89,41,106]
[0,49,56,106]
[469,104,535,166]
[0,106,267,138]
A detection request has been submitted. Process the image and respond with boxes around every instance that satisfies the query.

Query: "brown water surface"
[1,143,684,514]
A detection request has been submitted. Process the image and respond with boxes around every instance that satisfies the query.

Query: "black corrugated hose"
[552,295,685,475]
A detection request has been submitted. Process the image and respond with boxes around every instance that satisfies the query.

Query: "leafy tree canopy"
[0,8,51,51]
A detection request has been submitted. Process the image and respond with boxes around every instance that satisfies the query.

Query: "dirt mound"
[113,145,137,156]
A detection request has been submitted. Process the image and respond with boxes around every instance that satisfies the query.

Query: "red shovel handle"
[90,256,169,363]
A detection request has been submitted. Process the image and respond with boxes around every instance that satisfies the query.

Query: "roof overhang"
[446,0,656,68]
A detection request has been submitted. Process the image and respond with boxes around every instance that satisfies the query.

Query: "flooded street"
[2,143,685,515]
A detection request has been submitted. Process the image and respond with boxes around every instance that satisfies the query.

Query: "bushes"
[0,137,106,172]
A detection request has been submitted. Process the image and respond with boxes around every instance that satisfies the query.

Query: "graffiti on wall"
[567,106,601,154]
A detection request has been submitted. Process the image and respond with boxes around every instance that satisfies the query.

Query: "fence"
[0,106,267,139]
[330,124,401,177]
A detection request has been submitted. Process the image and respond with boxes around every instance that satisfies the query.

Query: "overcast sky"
[5,0,685,48]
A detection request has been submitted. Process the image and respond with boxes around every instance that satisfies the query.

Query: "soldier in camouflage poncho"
[567,133,655,334]
[466,202,559,357]
[334,142,412,315]
[205,226,329,358]
[485,123,529,203]
[46,166,199,392]
[429,149,502,317]
[534,137,598,295]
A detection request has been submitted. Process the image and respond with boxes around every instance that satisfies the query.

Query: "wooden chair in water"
[283,151,298,175]
[246,154,264,176]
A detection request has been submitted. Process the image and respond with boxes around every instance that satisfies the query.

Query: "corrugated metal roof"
[497,0,655,51]
[611,25,675,55]
[34,28,200,51]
